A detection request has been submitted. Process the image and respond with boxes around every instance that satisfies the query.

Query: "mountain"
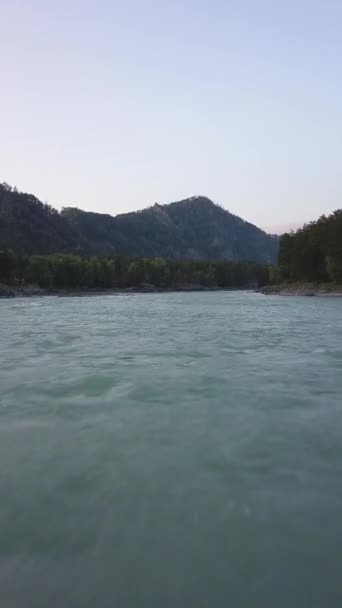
[0,183,278,263]
[0,184,76,255]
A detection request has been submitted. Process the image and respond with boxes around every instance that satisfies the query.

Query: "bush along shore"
[0,251,270,298]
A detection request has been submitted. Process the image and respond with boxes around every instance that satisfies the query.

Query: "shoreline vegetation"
[0,251,269,298]
[277,209,342,285]
[260,207,342,297]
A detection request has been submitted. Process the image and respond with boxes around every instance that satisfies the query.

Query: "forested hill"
[0,183,278,263]
[278,210,342,282]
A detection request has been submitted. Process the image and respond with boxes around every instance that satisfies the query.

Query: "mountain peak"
[172,195,215,206]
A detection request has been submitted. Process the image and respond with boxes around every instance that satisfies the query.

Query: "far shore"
[0,283,256,299]
[3,282,342,300]
[259,284,342,297]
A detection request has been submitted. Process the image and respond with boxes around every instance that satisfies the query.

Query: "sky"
[1,0,341,230]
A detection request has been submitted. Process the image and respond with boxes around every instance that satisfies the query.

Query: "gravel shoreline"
[259,285,342,297]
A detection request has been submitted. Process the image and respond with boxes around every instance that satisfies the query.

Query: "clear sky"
[1,0,341,229]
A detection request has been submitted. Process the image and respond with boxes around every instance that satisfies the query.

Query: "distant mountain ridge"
[0,184,278,263]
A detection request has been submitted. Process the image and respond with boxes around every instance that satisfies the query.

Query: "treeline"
[0,250,270,290]
[278,210,342,283]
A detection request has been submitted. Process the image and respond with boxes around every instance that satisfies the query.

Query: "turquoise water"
[1,291,342,607]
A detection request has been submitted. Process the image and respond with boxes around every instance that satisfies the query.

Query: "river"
[1,291,342,607]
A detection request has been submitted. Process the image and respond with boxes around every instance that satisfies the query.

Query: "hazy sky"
[1,0,341,228]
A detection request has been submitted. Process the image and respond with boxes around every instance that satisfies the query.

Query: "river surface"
[1,291,342,607]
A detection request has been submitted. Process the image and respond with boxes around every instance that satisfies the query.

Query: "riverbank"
[0,282,248,299]
[3,282,342,299]
[260,283,342,297]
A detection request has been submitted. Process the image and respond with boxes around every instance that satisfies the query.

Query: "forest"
[278,210,342,283]
[0,250,270,291]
